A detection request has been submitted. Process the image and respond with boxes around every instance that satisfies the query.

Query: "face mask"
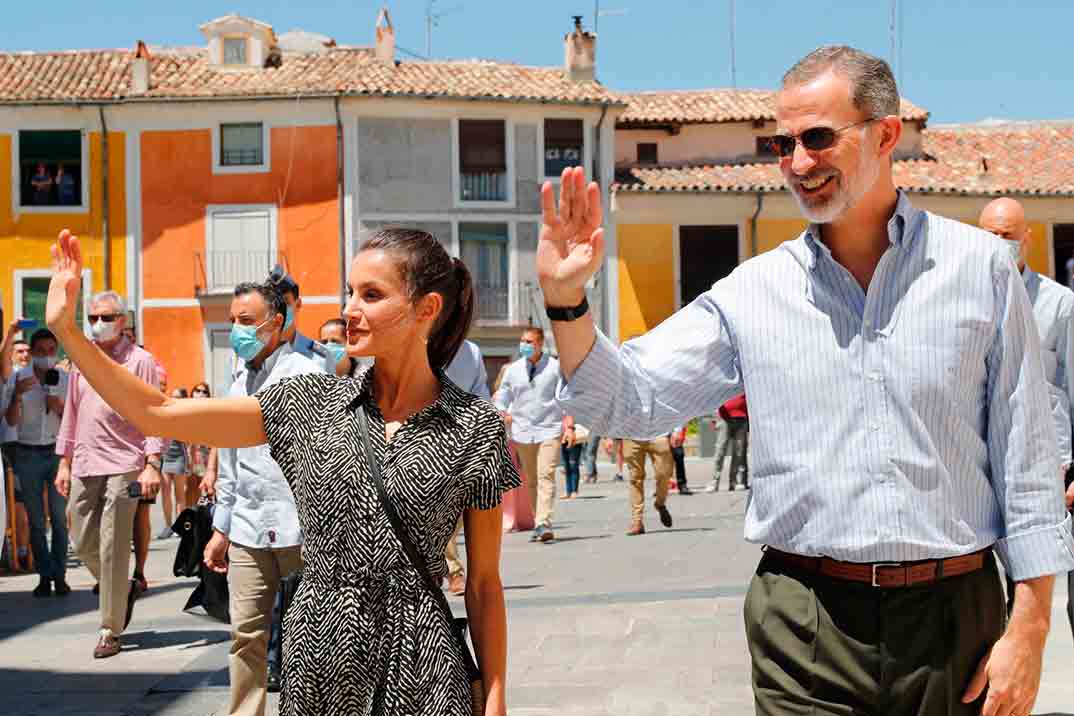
[230,319,272,362]
[323,341,346,365]
[33,356,58,371]
[283,305,295,333]
[519,343,535,359]
[91,320,119,343]
[1004,239,1022,267]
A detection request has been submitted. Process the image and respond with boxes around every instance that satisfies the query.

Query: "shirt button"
[268,530,276,543]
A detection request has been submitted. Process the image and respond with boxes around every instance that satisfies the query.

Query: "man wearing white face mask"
[202,281,324,715]
[979,198,1074,623]
[6,328,69,597]
[493,326,570,543]
[55,290,163,658]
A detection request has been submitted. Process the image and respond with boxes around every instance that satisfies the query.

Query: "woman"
[158,387,192,538]
[188,382,212,505]
[45,228,518,715]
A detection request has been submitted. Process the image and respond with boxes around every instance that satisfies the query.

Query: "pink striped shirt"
[55,337,164,478]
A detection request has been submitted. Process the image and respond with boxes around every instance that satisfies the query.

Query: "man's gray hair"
[782,46,900,119]
[90,290,127,313]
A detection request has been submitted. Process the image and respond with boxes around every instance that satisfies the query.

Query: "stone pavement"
[0,459,1072,715]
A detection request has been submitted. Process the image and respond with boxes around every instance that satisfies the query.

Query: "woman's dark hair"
[360,228,474,369]
[192,382,211,397]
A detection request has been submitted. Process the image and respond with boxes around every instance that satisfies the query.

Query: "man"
[266,265,343,375]
[538,46,1074,716]
[1,323,32,569]
[622,434,674,536]
[55,291,162,659]
[668,425,692,495]
[720,394,750,491]
[202,281,323,716]
[493,327,568,543]
[6,329,70,596]
[979,198,1074,622]
[442,338,490,594]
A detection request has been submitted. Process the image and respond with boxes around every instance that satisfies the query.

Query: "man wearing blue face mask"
[202,281,325,714]
[493,326,571,543]
[267,265,348,377]
[979,198,1074,632]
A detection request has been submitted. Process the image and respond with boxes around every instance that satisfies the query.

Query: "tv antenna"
[594,0,630,34]
[426,0,463,58]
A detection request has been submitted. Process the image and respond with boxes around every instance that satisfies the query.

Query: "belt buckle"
[871,562,901,587]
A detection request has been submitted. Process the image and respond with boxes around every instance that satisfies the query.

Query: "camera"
[43,369,59,387]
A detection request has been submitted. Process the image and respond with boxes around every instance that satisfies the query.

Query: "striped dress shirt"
[559,193,1074,581]
[1023,268,1074,467]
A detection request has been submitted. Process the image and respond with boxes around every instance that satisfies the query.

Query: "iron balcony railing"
[460,170,507,202]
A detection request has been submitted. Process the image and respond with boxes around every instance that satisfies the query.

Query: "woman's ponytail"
[428,257,474,369]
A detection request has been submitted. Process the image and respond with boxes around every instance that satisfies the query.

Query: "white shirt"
[213,342,325,550]
[493,353,564,444]
[1023,268,1074,466]
[444,340,490,400]
[0,375,15,443]
[11,365,69,446]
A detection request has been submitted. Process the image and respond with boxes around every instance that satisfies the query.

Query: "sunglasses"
[765,118,879,158]
[88,314,121,323]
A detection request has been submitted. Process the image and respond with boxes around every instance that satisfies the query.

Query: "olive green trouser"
[745,552,1004,716]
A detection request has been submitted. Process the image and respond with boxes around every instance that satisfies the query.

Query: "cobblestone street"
[1,460,1072,715]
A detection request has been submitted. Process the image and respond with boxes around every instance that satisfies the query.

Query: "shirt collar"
[247,341,293,375]
[348,365,466,428]
[102,335,133,362]
[803,190,922,271]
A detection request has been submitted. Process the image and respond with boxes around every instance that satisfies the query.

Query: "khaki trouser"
[69,472,139,634]
[227,543,304,716]
[623,438,673,523]
[514,437,561,529]
[445,517,465,577]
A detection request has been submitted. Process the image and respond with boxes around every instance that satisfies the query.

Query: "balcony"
[195,249,281,296]
[460,171,507,202]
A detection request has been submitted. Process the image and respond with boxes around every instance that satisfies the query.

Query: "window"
[756,137,778,158]
[16,270,88,338]
[636,142,658,165]
[220,123,264,166]
[19,130,83,208]
[544,119,584,177]
[205,207,275,293]
[460,223,510,321]
[223,37,248,65]
[459,120,507,202]
[679,226,739,307]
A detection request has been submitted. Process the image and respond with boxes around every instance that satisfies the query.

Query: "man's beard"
[790,150,879,224]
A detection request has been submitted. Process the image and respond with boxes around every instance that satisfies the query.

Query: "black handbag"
[172,501,230,623]
[357,407,485,716]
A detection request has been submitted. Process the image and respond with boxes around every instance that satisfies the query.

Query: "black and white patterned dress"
[255,368,520,715]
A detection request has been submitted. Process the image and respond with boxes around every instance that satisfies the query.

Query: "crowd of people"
[2,41,1073,716]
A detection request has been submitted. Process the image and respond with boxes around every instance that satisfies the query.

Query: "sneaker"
[156,526,174,540]
[533,525,555,543]
[679,486,694,496]
[447,573,466,596]
[625,521,645,536]
[93,630,122,659]
[657,504,673,528]
[704,483,719,493]
[124,579,143,630]
[32,577,52,598]
[613,473,624,482]
[53,577,71,596]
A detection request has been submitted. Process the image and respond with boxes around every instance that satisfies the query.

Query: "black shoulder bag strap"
[356,406,482,684]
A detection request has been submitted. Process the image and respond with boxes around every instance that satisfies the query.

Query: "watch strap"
[545,295,589,322]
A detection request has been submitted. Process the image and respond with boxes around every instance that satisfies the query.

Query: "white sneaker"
[156,527,174,540]
[704,483,718,493]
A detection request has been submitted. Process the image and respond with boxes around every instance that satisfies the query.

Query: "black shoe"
[53,577,71,596]
[124,578,142,630]
[657,504,673,528]
[32,577,52,598]
[267,667,282,693]
[678,486,693,496]
[92,583,100,595]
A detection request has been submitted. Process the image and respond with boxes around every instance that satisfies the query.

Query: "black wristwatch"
[545,295,589,322]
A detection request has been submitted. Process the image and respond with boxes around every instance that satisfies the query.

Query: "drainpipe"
[98,105,111,289]
[334,95,346,306]
[592,102,609,333]
[750,191,764,258]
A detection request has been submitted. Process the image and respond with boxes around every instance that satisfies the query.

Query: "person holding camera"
[54,291,162,659]
[5,329,69,597]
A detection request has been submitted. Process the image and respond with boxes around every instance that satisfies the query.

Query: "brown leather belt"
[764,547,989,588]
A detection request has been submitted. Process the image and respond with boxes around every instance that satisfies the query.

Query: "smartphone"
[127,481,143,499]
[17,318,38,330]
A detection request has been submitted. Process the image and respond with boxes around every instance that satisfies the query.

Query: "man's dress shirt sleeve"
[212,444,239,536]
[988,253,1074,581]
[1059,297,1074,466]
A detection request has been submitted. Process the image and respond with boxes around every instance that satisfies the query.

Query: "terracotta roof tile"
[0,47,622,106]
[619,88,928,125]
[614,122,1074,197]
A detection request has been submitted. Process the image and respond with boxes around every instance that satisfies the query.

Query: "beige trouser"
[623,438,674,523]
[514,437,561,528]
[227,543,304,716]
[445,517,464,577]
[69,472,139,634]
